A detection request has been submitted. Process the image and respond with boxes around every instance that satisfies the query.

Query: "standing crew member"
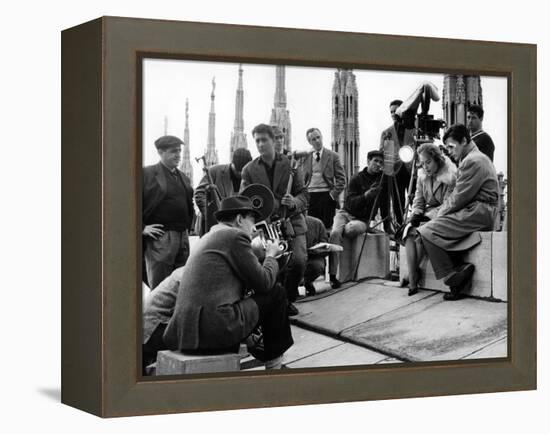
[142,135,194,290]
[240,124,309,316]
[302,128,346,229]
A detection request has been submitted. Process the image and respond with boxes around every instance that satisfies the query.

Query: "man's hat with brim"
[214,195,262,221]
[154,135,184,150]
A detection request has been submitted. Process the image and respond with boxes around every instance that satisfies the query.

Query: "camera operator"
[379,99,415,227]
[240,124,309,316]
[163,195,294,369]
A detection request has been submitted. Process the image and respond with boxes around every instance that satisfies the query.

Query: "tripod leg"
[392,175,404,224]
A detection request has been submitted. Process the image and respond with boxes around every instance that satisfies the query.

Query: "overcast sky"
[142,59,507,187]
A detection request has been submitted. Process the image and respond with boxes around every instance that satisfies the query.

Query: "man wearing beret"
[143,135,195,290]
[163,196,293,369]
[194,147,252,236]
[328,150,386,288]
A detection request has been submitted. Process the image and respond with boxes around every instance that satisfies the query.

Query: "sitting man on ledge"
[417,124,499,301]
[163,195,294,369]
[328,150,386,288]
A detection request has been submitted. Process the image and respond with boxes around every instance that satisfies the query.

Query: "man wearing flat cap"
[143,135,195,290]
[328,150,386,288]
[163,196,294,369]
[194,147,253,236]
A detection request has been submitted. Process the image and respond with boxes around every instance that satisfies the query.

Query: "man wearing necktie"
[301,128,346,230]
[142,135,195,290]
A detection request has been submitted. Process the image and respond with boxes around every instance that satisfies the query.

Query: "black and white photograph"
[140,58,508,376]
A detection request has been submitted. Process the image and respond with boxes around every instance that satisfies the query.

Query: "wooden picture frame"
[61,16,536,417]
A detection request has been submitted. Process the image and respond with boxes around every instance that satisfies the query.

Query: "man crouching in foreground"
[163,195,294,369]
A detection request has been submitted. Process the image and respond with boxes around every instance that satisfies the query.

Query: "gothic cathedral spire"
[204,77,218,167]
[331,69,360,181]
[178,98,194,183]
[442,75,483,127]
[270,65,292,152]
[229,64,248,159]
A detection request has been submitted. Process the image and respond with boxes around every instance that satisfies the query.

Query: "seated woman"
[404,143,457,295]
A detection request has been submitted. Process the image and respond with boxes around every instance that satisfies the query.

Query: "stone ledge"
[399,231,507,301]
[338,233,390,282]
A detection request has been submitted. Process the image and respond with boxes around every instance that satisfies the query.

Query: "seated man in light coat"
[163,195,294,369]
[417,124,499,300]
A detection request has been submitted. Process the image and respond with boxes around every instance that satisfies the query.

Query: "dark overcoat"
[142,162,194,229]
[194,163,235,211]
[418,143,499,251]
[240,154,309,235]
[163,224,279,350]
[301,147,346,200]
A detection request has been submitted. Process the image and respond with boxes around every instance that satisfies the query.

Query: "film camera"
[241,183,292,262]
[416,114,446,141]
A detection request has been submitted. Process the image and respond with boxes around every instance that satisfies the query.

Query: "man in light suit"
[302,128,346,230]
[194,148,252,235]
[142,135,195,290]
[240,124,309,315]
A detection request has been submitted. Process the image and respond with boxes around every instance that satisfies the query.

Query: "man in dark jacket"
[467,105,495,161]
[240,123,309,315]
[194,148,252,235]
[163,196,293,369]
[328,150,385,288]
[142,135,195,290]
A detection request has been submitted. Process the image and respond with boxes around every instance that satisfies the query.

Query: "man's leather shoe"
[304,282,316,297]
[444,274,473,301]
[287,303,299,316]
[443,263,475,287]
[329,275,341,289]
[408,287,419,296]
[443,291,464,301]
